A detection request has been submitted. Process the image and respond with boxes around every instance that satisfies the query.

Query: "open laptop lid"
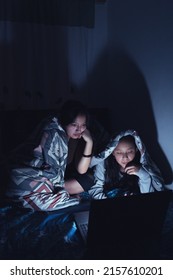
[86,190,172,259]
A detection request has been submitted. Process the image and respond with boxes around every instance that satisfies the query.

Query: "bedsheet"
[1,193,173,260]
[0,198,90,260]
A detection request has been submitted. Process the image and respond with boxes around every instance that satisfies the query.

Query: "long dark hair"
[59,99,110,155]
[59,99,90,128]
[104,135,141,194]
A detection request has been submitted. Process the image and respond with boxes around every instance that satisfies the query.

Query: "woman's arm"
[88,161,107,199]
[137,166,165,192]
[76,129,93,174]
[125,163,165,193]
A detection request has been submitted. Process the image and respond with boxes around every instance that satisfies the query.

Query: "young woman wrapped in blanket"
[88,129,165,199]
[6,100,108,211]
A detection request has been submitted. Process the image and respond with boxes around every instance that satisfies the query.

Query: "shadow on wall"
[80,47,173,185]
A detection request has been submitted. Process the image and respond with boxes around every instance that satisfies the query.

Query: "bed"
[0,109,173,260]
[0,108,108,260]
[1,191,173,260]
[0,197,90,260]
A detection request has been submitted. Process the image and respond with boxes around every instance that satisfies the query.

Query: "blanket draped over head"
[88,129,164,199]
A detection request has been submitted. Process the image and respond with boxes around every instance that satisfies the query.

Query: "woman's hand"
[124,162,141,175]
[76,129,93,174]
[81,129,93,144]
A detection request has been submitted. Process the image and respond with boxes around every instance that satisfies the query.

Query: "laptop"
[74,211,89,244]
[74,190,172,259]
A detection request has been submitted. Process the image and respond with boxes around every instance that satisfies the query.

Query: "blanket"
[0,198,89,260]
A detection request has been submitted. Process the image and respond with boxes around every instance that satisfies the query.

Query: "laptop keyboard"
[80,223,88,240]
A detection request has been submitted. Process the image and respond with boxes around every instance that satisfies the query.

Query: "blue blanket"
[0,199,89,260]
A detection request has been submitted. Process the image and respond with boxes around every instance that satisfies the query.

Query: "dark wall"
[106,0,173,187]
